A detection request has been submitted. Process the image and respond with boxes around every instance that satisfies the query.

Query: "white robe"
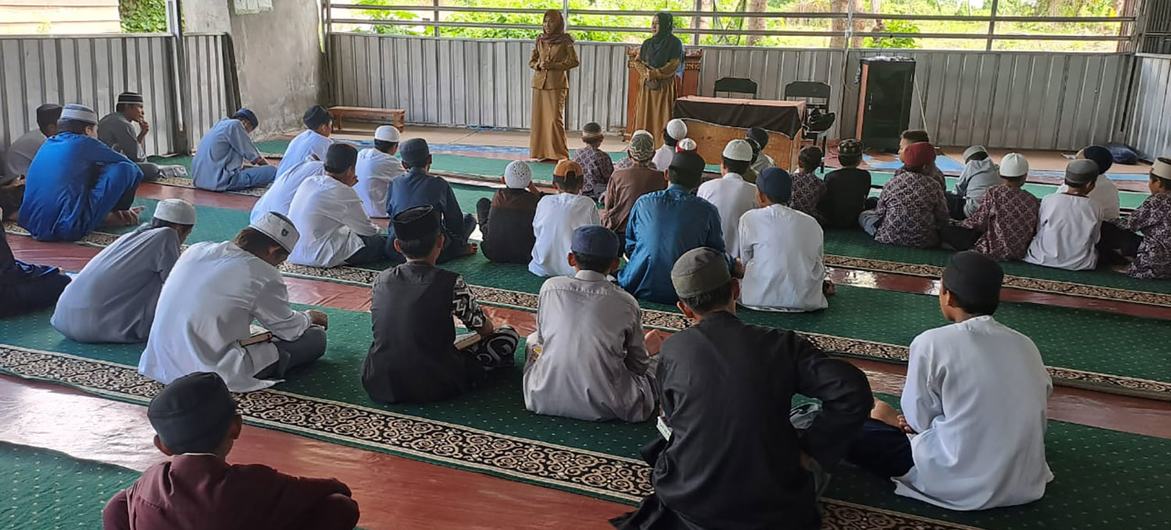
[737,204,828,312]
[1024,193,1101,271]
[528,193,600,278]
[138,241,311,392]
[897,316,1053,511]
[275,129,332,180]
[288,174,380,268]
[250,160,325,225]
[696,172,757,257]
[354,148,404,218]
[651,145,674,172]
[1058,174,1120,221]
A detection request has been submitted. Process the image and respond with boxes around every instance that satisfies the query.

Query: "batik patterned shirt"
[873,170,949,248]
[1118,193,1171,279]
[960,185,1040,261]
[790,171,826,222]
[451,275,487,330]
[573,145,615,200]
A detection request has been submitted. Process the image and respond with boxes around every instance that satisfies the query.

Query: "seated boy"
[97,91,161,181]
[288,144,388,267]
[102,372,359,530]
[139,213,330,392]
[276,105,334,181]
[818,139,871,229]
[845,252,1052,511]
[614,248,871,529]
[19,104,144,241]
[948,145,999,219]
[354,125,404,218]
[385,139,477,264]
[650,119,687,171]
[1098,157,1171,279]
[476,160,541,264]
[573,122,614,200]
[941,153,1039,261]
[790,146,826,222]
[1025,160,1102,271]
[529,160,601,277]
[602,130,665,237]
[898,129,946,190]
[1058,145,1120,221]
[859,143,949,248]
[524,226,655,422]
[739,168,831,312]
[697,139,757,257]
[745,127,776,180]
[0,229,71,318]
[52,199,195,343]
[192,109,276,192]
[250,159,325,224]
[363,206,519,404]
[2,103,61,219]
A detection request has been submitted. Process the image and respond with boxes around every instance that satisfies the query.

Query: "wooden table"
[672,96,806,170]
[329,106,406,132]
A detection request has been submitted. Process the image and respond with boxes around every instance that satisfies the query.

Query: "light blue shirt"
[192,119,261,191]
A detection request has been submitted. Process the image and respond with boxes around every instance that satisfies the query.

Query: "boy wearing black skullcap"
[1058,145,1120,221]
[103,372,359,530]
[745,126,776,179]
[98,91,161,181]
[363,205,518,403]
[287,143,388,267]
[1025,159,1103,270]
[1098,156,1171,278]
[614,248,871,530]
[192,108,276,192]
[845,251,1052,511]
[275,105,334,181]
[819,138,872,229]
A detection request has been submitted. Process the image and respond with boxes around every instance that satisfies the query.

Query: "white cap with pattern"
[503,160,532,189]
[249,211,300,253]
[722,139,753,162]
[153,199,196,225]
[374,125,401,142]
[999,153,1029,178]
[666,119,688,141]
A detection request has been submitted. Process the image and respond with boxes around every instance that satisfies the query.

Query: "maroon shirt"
[103,455,358,530]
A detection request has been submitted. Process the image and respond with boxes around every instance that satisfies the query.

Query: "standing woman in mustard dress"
[529,10,579,161]
[632,13,684,148]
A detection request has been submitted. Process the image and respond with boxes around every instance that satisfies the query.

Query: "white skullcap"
[60,104,98,125]
[374,125,400,142]
[963,145,987,161]
[153,199,196,225]
[503,160,532,189]
[249,211,300,253]
[677,138,697,152]
[1152,157,1171,180]
[632,129,654,139]
[722,139,753,162]
[999,153,1029,178]
[666,119,688,141]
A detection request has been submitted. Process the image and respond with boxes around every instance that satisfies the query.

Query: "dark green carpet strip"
[0,442,137,529]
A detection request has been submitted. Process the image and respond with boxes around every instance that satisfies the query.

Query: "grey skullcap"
[59,104,98,125]
[571,225,619,259]
[941,251,1003,310]
[399,138,431,167]
[962,145,987,162]
[1065,159,1099,186]
[148,372,237,454]
[671,247,731,299]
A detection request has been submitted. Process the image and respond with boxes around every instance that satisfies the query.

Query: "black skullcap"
[232,108,258,129]
[941,251,1004,312]
[36,104,63,128]
[393,205,440,241]
[324,143,359,174]
[838,138,864,158]
[398,138,431,167]
[746,127,769,150]
[116,91,144,105]
[669,149,706,187]
[572,225,619,259]
[1081,145,1113,175]
[303,105,332,129]
[757,167,792,204]
[148,372,237,454]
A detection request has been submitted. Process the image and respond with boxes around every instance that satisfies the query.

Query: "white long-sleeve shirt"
[355,148,405,218]
[528,193,600,277]
[697,172,757,257]
[897,316,1053,511]
[276,129,332,180]
[1024,193,1101,271]
[1058,174,1120,221]
[250,160,325,225]
[738,204,828,312]
[651,145,673,172]
[139,241,312,392]
[288,174,380,267]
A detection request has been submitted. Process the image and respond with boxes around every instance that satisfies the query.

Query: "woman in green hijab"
[632,13,684,147]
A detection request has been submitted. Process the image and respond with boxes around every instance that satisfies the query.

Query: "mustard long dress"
[529,41,580,161]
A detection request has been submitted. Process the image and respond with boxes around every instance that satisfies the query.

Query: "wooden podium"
[624,49,703,139]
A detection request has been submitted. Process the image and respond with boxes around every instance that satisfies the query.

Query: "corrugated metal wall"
[329,35,1131,151]
[0,33,234,159]
[1126,54,1171,160]
[1141,0,1171,54]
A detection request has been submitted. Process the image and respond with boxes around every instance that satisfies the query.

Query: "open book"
[453,332,481,351]
[239,325,273,347]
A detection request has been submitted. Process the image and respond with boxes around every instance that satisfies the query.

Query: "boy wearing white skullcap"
[354,125,405,218]
[941,152,1040,261]
[52,199,198,344]
[652,118,689,172]
[140,212,331,392]
[1098,156,1171,279]
[697,139,758,257]
[475,160,542,264]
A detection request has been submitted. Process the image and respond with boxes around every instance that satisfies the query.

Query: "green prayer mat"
[0,442,137,529]
[1,310,1170,529]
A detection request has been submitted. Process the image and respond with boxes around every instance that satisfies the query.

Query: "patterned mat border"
[6,222,1170,401]
[0,344,976,530]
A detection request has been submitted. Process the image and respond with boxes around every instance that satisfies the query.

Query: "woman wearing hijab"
[633,13,684,147]
[529,10,580,161]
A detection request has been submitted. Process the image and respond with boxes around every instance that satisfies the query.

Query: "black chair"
[714,77,758,99]
[785,81,836,150]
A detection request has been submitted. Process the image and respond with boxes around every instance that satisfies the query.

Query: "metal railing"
[325,2,1137,51]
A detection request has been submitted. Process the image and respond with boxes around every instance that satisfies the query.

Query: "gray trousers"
[138,162,161,181]
[858,209,882,237]
[255,325,328,379]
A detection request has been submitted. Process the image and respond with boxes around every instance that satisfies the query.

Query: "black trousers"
[940,223,982,251]
[1098,221,1143,257]
[114,181,140,211]
[944,191,967,220]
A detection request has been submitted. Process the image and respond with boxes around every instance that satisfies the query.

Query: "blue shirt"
[192,119,261,191]
[619,185,726,304]
[19,132,143,242]
[385,167,469,248]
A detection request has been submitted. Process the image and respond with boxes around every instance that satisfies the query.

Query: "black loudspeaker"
[855,57,916,152]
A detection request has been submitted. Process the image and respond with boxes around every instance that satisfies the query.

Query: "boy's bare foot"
[103,206,145,228]
[870,399,902,427]
[823,279,836,296]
